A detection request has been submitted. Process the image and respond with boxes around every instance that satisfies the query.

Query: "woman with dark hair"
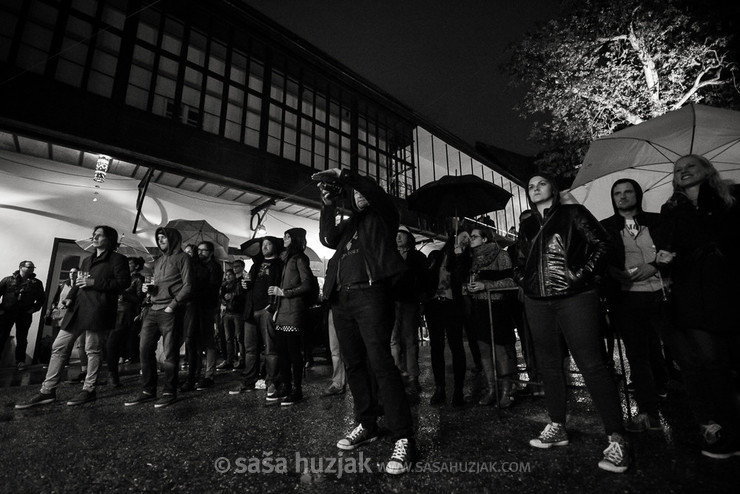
[107,256,145,387]
[425,235,467,407]
[463,226,518,408]
[656,154,740,459]
[268,227,313,406]
[514,174,629,473]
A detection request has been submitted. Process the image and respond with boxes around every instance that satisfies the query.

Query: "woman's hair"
[673,154,735,207]
[283,227,307,258]
[93,225,119,249]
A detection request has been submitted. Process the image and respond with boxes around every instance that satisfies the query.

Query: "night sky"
[242,0,561,157]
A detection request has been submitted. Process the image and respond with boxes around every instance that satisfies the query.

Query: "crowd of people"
[2,155,739,475]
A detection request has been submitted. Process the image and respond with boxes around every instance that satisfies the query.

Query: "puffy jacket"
[514,203,610,299]
[274,252,312,328]
[320,169,406,294]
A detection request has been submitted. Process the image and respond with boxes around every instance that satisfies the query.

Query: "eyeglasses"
[197,248,211,252]
[470,234,481,240]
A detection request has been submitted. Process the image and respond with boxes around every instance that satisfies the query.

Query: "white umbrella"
[569,104,740,219]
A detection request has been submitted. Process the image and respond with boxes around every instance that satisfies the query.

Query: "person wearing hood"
[514,173,630,474]
[313,167,415,476]
[16,226,129,408]
[125,227,192,409]
[600,178,671,433]
[229,235,283,397]
[1,260,45,370]
[267,227,313,405]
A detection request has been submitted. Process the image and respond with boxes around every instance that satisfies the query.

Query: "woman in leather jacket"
[514,173,629,474]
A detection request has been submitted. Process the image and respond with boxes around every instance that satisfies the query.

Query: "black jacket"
[514,203,610,299]
[319,169,406,295]
[0,271,45,313]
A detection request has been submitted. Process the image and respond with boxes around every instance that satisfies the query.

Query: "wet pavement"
[1,346,737,493]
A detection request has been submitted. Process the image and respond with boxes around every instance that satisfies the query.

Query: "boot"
[498,384,515,408]
[478,358,496,406]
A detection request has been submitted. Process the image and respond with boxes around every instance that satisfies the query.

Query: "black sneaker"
[15,390,56,409]
[281,389,303,406]
[216,361,233,371]
[180,381,196,392]
[529,422,569,449]
[67,390,96,406]
[385,438,416,475]
[154,393,177,408]
[625,413,663,433]
[266,384,289,402]
[66,372,87,384]
[336,424,379,450]
[124,392,156,406]
[701,425,740,459]
[598,433,630,473]
[196,378,214,390]
[229,382,255,395]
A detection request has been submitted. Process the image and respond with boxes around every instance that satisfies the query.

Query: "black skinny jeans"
[276,329,303,391]
[525,290,625,435]
[426,299,466,391]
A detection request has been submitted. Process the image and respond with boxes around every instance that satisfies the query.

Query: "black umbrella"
[407,174,512,218]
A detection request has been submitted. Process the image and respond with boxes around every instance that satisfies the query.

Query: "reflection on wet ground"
[0,346,736,492]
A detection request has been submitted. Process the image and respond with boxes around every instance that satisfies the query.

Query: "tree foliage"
[507,0,740,178]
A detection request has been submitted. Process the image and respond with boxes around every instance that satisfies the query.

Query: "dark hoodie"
[600,179,665,272]
[151,227,192,311]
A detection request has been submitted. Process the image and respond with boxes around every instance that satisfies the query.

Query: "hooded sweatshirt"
[150,227,193,311]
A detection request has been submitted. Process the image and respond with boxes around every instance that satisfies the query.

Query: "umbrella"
[569,104,740,219]
[165,219,230,261]
[75,234,155,262]
[407,174,512,218]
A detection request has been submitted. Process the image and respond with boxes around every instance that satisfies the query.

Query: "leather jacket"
[514,204,609,298]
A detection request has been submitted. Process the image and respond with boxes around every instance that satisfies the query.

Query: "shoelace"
[390,439,408,460]
[701,423,722,444]
[347,425,366,442]
[603,441,624,465]
[541,423,563,440]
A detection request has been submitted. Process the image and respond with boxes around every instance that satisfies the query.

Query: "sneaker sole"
[15,398,55,409]
[598,460,628,473]
[67,399,95,406]
[124,397,156,406]
[529,439,569,449]
[336,435,378,451]
[701,450,740,460]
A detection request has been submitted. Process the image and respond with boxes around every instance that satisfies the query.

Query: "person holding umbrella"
[655,154,740,459]
[514,174,630,473]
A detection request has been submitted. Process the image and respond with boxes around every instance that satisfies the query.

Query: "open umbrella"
[165,219,231,261]
[75,234,155,262]
[407,174,512,218]
[569,104,740,219]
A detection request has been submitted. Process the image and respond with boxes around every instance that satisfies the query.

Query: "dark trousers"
[0,310,32,364]
[331,283,414,440]
[661,325,739,432]
[525,290,624,435]
[277,330,303,390]
[222,312,244,364]
[185,304,217,383]
[107,306,136,382]
[611,290,669,416]
[140,308,183,395]
[426,299,466,391]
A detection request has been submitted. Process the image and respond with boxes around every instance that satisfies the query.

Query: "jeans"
[611,290,670,416]
[42,327,103,393]
[242,308,278,387]
[390,300,420,378]
[0,310,32,364]
[525,290,624,435]
[185,304,217,383]
[276,330,303,390]
[222,312,244,364]
[140,308,183,395]
[660,325,739,431]
[327,310,346,388]
[331,283,414,440]
[426,299,466,391]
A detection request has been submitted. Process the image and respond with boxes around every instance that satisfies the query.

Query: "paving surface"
[0,346,737,493]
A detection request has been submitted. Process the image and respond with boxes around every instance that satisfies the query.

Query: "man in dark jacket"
[600,178,671,432]
[15,226,130,408]
[182,241,223,391]
[1,260,45,370]
[313,167,415,476]
[125,227,192,408]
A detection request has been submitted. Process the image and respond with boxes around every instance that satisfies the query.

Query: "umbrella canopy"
[407,174,512,218]
[165,219,230,261]
[570,104,740,219]
[75,234,155,262]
